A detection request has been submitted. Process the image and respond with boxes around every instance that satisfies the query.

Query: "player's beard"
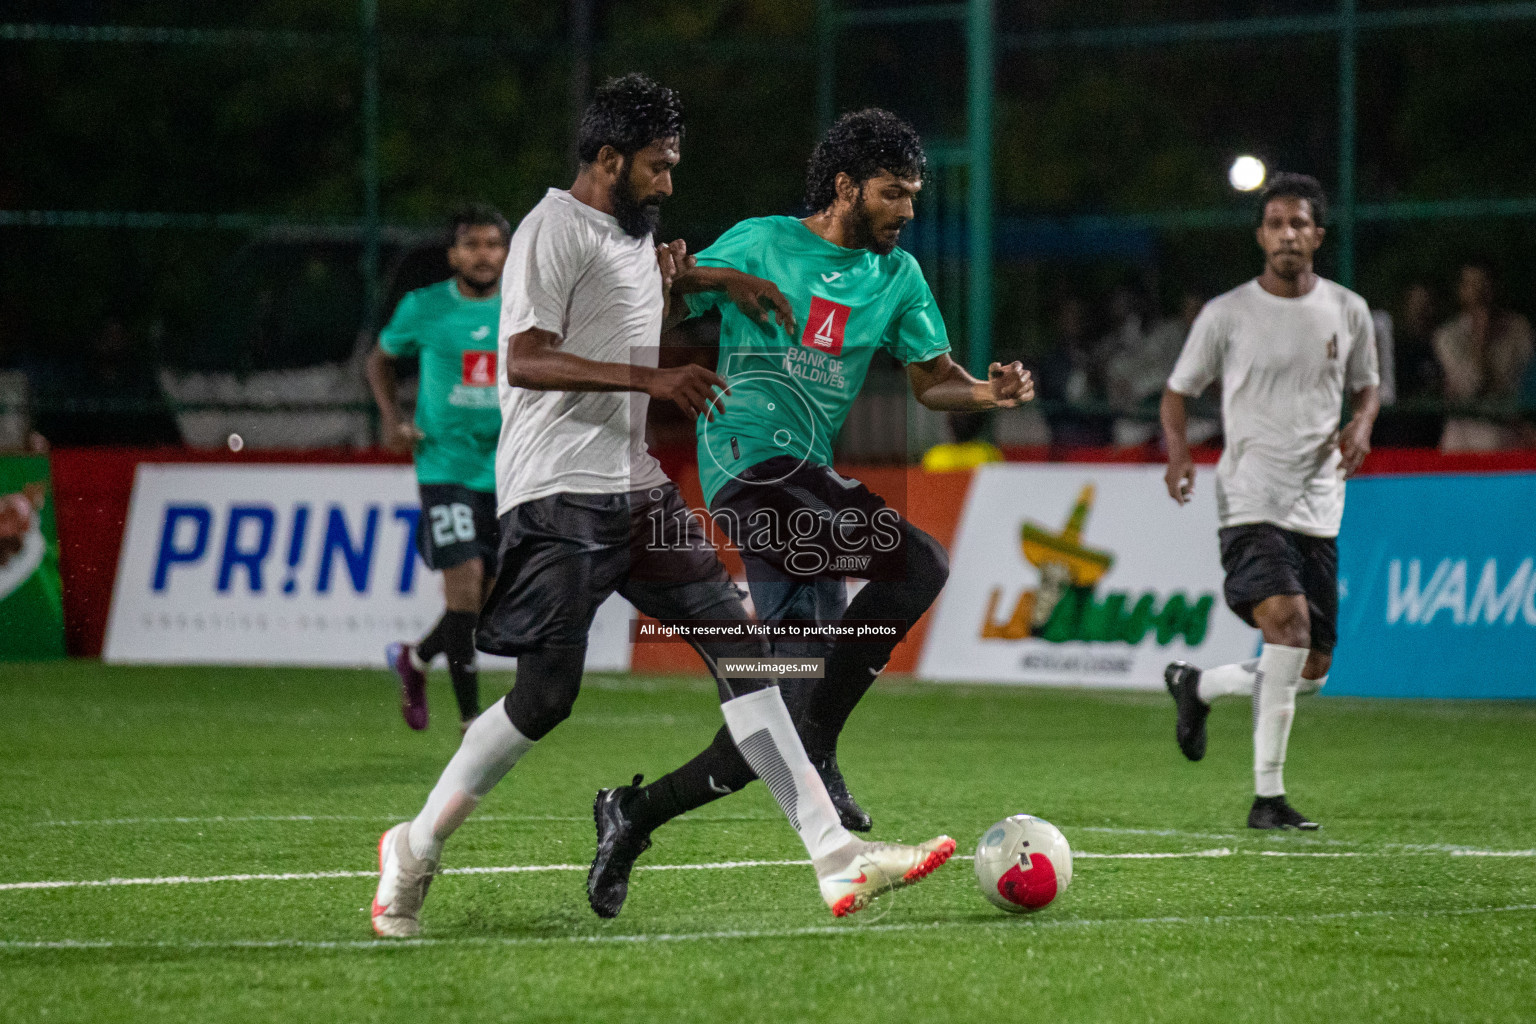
[610,160,664,239]
[459,267,500,295]
[846,194,900,255]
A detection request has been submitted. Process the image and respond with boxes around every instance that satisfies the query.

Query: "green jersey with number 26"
[684,216,950,506]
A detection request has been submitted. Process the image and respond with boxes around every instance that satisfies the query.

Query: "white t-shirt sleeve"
[1345,295,1381,391]
[501,209,590,342]
[1166,302,1224,397]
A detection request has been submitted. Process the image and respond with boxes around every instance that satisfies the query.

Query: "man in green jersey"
[368,204,510,734]
[587,109,1033,917]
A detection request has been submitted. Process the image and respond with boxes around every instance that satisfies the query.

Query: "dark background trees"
[2,1,1533,392]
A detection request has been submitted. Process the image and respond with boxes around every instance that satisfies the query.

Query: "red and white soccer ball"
[974,814,1073,913]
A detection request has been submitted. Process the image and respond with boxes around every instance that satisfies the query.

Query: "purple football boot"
[386,643,428,731]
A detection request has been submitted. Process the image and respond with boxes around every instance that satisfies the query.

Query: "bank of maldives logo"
[980,484,1214,646]
[801,296,850,357]
[462,350,496,386]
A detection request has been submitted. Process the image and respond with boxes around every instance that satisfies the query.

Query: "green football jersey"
[378,279,501,492]
[685,216,950,505]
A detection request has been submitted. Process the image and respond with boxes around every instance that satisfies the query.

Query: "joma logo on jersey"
[801,296,850,356]
[462,351,496,387]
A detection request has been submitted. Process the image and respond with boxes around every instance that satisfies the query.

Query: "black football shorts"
[416,483,499,572]
[1218,522,1338,654]
[475,484,741,657]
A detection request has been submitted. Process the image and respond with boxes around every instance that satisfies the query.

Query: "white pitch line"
[1073,825,1352,847]
[1448,849,1536,857]
[7,844,1534,894]
[22,819,1517,856]
[1073,825,1244,841]
[28,815,398,828]
[0,859,812,892]
[1078,849,1233,859]
[3,903,1533,953]
[2,869,376,891]
[21,813,780,828]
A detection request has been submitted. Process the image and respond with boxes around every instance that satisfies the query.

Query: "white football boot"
[371,822,438,937]
[818,835,956,917]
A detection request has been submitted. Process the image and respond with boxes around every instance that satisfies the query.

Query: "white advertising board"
[918,463,1258,688]
[104,464,633,669]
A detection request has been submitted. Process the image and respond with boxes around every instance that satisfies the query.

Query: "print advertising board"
[104,464,633,669]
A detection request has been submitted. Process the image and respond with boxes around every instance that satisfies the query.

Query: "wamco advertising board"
[1331,472,1536,698]
[919,464,1258,688]
[104,464,633,669]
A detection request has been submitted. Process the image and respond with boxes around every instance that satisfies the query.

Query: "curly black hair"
[804,108,926,212]
[1256,172,1329,227]
[449,202,510,244]
[577,73,685,165]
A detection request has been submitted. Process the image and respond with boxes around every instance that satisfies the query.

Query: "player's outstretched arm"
[907,353,1033,411]
[1339,384,1380,478]
[1161,387,1196,504]
[671,266,797,335]
[507,327,730,421]
[365,346,423,454]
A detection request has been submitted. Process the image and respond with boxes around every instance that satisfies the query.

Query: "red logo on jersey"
[800,296,850,356]
[462,351,496,386]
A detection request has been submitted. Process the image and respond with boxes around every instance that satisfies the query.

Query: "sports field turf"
[1,661,1533,1022]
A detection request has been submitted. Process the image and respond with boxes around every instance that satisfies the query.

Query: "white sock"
[1296,673,1328,696]
[1197,659,1258,703]
[407,697,533,860]
[1252,643,1308,798]
[720,687,855,873]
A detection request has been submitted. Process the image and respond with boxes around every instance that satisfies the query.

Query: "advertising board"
[104,465,633,669]
[1331,473,1536,698]
[919,464,1258,688]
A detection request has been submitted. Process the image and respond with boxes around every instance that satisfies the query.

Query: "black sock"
[621,726,755,835]
[800,525,949,756]
[416,614,451,664]
[440,610,480,720]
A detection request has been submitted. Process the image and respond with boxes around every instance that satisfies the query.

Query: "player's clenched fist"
[987,361,1033,407]
[1338,416,1372,477]
[382,418,424,455]
[646,363,730,421]
[1165,455,1196,505]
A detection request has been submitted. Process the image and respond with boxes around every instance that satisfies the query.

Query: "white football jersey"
[494,189,669,515]
[1168,277,1379,538]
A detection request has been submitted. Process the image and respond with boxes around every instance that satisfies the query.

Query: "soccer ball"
[974,814,1073,913]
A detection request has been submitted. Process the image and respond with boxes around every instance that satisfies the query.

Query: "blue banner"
[1332,473,1536,698]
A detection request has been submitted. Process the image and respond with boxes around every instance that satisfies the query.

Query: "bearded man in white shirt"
[1160,172,1381,831]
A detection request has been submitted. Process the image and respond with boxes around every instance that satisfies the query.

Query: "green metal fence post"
[816,0,836,131]
[966,0,994,375]
[1337,0,1357,287]
[361,0,382,333]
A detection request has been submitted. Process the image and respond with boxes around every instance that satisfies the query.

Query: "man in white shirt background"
[1159,172,1380,831]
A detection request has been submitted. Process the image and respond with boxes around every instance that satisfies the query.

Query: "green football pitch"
[2,662,1533,1023]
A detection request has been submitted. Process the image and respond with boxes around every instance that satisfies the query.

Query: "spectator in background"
[1395,282,1442,401]
[1370,282,1443,447]
[1371,307,1397,407]
[31,318,182,447]
[1037,295,1112,447]
[1434,263,1533,451]
[1107,290,1207,448]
